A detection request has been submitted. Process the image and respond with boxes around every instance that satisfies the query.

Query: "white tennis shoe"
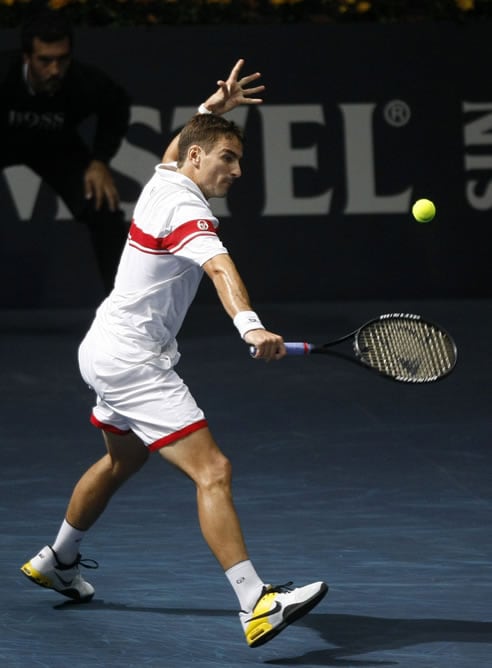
[239,580,328,647]
[21,545,98,602]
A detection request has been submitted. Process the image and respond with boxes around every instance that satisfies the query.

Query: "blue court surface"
[1,299,491,667]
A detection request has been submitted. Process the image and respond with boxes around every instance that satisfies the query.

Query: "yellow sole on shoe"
[20,562,53,589]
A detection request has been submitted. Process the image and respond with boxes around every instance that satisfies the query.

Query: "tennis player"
[20,59,327,648]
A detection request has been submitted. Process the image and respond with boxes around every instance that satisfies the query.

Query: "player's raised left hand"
[202,59,265,116]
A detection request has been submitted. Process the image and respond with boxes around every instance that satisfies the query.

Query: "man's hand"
[201,58,265,115]
[84,160,119,211]
[245,328,286,362]
[161,58,265,163]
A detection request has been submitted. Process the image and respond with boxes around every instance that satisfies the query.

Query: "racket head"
[353,313,457,383]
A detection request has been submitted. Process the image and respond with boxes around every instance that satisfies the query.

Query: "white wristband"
[197,103,212,115]
[233,311,265,340]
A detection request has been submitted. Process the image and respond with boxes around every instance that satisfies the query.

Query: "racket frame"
[275,313,458,383]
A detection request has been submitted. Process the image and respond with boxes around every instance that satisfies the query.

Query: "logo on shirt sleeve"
[197,220,210,231]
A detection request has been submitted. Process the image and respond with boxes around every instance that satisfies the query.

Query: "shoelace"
[264,581,294,595]
[76,555,99,570]
[242,581,296,617]
[49,546,99,571]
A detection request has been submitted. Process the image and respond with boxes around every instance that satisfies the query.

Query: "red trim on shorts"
[90,414,131,435]
[148,419,209,452]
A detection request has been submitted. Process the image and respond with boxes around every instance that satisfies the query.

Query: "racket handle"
[249,342,313,356]
[285,342,313,355]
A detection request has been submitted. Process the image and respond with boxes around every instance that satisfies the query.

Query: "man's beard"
[38,76,63,95]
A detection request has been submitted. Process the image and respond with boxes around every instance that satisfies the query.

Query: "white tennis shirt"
[86,163,228,367]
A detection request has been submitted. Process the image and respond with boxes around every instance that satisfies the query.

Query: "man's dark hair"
[177,114,244,167]
[21,9,73,54]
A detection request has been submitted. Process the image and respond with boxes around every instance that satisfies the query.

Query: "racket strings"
[356,320,456,382]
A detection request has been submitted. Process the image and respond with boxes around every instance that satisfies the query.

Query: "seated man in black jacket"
[0,9,131,293]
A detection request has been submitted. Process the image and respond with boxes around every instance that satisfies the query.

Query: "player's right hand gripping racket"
[250,313,457,383]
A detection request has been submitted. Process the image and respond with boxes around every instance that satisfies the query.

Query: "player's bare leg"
[22,426,327,643]
[158,427,248,569]
[159,426,328,647]
[20,431,149,601]
[66,430,149,530]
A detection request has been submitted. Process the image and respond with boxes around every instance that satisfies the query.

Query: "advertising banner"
[1,22,491,306]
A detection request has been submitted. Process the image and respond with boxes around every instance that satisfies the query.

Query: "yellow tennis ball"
[412,198,436,223]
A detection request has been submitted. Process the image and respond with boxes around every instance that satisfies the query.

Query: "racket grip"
[284,342,313,355]
[249,342,312,356]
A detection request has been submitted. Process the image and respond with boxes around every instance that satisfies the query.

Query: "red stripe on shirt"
[128,219,218,255]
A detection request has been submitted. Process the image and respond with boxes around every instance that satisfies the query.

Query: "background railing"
[0,0,485,28]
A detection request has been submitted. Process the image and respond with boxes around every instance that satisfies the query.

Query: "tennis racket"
[250,313,457,383]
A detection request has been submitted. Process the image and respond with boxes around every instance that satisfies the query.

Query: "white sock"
[52,519,86,565]
[225,560,265,612]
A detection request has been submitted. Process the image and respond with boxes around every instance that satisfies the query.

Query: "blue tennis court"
[1,299,491,667]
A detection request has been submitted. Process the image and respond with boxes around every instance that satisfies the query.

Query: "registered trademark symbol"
[383,100,411,127]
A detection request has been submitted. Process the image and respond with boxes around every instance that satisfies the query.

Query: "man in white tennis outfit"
[21,59,327,648]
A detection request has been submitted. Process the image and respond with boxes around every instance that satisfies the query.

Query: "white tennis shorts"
[78,336,207,451]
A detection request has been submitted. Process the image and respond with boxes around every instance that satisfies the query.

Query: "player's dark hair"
[21,9,73,54]
[177,115,244,167]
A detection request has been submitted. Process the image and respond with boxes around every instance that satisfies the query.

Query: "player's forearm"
[162,133,180,163]
[207,259,266,339]
[204,254,254,319]
[161,104,212,163]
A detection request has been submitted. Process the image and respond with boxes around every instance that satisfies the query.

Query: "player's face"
[195,136,243,199]
[24,37,72,95]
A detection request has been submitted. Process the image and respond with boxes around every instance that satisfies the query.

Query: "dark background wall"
[1,22,491,307]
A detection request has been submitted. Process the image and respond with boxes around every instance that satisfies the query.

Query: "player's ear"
[188,145,202,166]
